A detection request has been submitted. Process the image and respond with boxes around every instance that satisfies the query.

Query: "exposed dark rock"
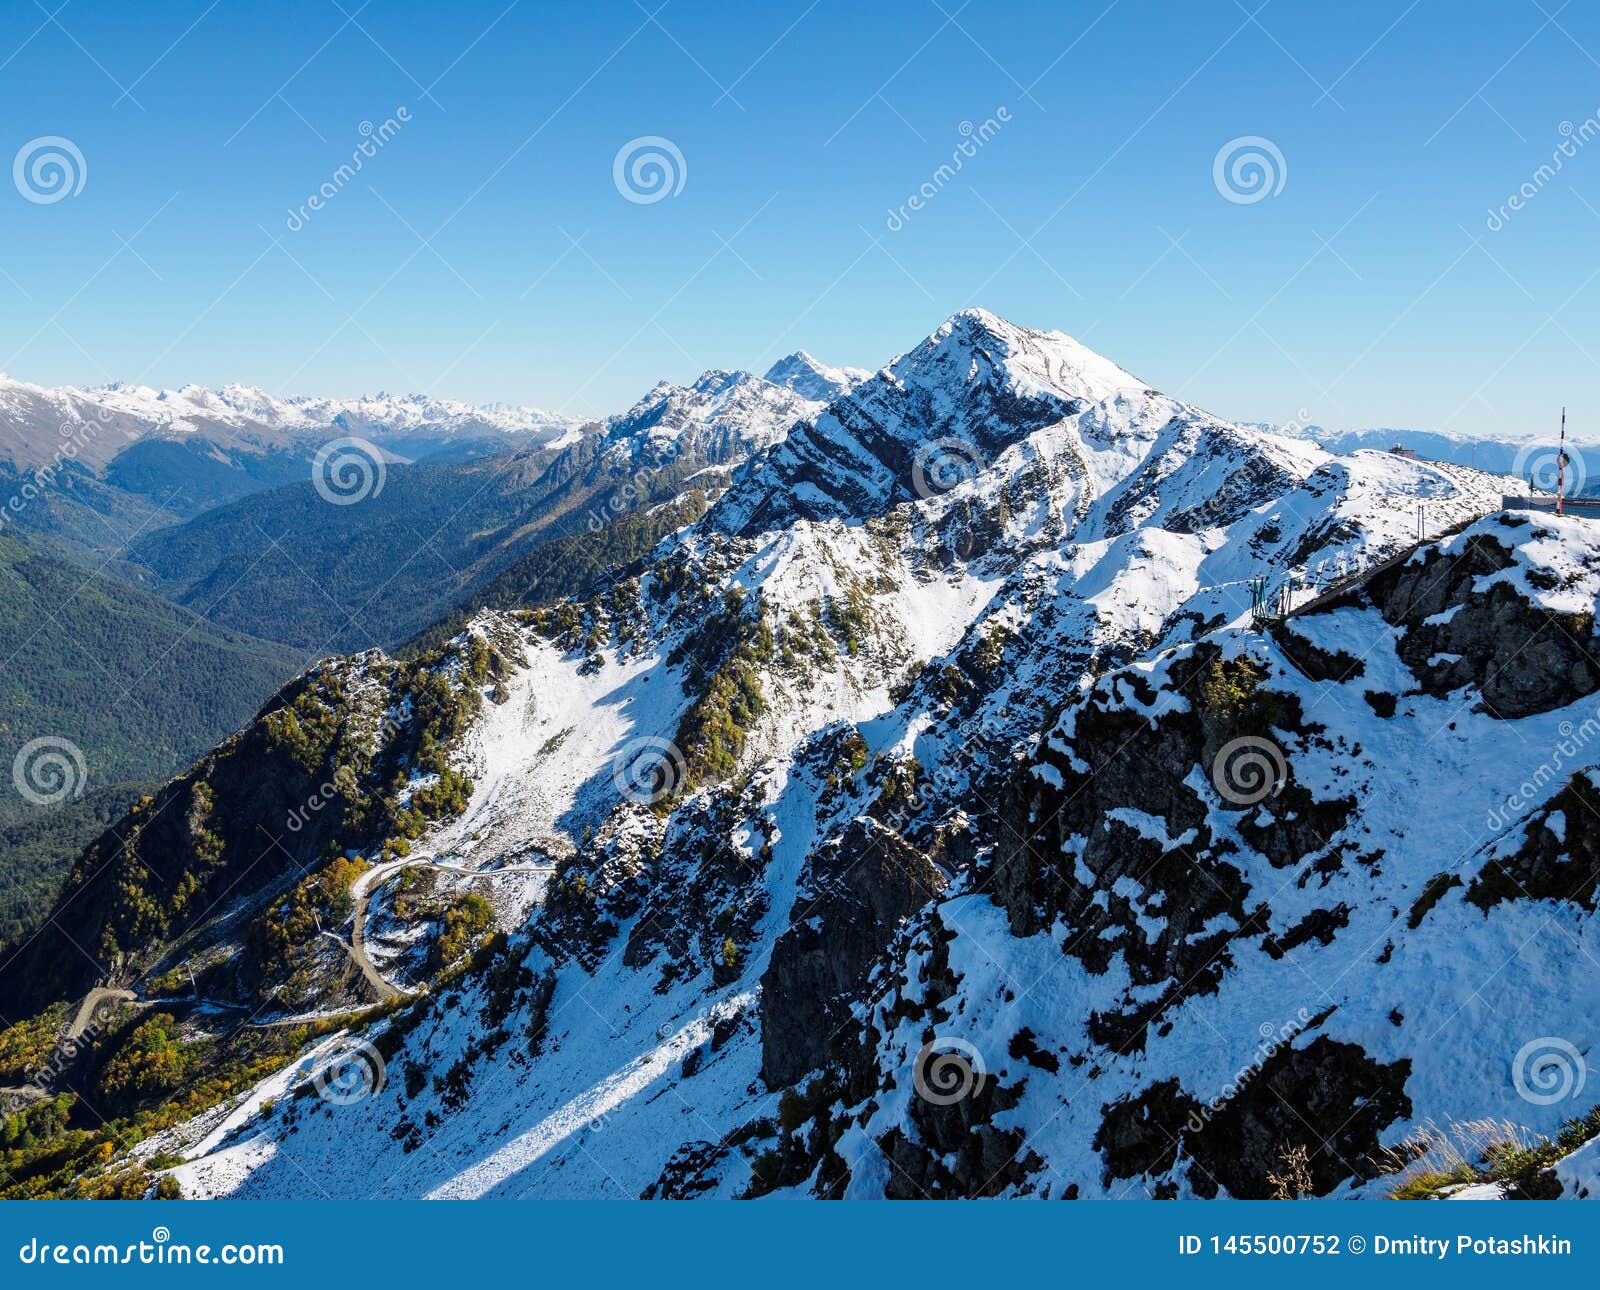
[759,817,946,1087]
[1364,690,1397,717]
[1274,624,1365,683]
[1362,529,1600,718]
[1008,1027,1061,1073]
[990,645,1332,992]
[1096,1078,1198,1184]
[879,1095,1044,1199]
[643,1140,730,1198]
[1237,783,1356,870]
[1260,903,1351,959]
[1183,1037,1412,1198]
[1468,773,1600,911]
[1407,872,1463,928]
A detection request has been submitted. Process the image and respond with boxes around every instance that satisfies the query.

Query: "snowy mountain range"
[0,371,579,550]
[0,372,574,471]
[118,354,857,653]
[1269,423,1598,493]
[0,348,867,479]
[2,310,1597,1202]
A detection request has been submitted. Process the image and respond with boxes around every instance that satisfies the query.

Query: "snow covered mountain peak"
[144,310,1541,1200]
[710,310,1172,535]
[762,350,870,403]
[0,371,576,464]
[592,365,828,472]
[895,308,1150,409]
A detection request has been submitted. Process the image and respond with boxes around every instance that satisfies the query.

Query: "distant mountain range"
[0,374,577,560]
[1266,423,1599,493]
[0,353,865,950]
[121,354,860,653]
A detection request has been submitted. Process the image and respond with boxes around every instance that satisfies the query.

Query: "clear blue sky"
[1,0,1597,436]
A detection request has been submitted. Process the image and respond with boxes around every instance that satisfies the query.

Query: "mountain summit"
[761,350,870,403]
[714,309,1152,534]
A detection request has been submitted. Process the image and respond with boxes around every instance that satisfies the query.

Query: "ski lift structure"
[1249,574,1295,628]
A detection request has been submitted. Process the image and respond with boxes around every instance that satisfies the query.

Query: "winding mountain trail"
[335,856,557,1000]
[0,987,145,1109]
[65,986,139,1040]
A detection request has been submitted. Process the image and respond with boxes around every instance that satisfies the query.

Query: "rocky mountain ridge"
[3,310,1596,1201]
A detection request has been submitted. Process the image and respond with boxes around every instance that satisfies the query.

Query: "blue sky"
[1,0,1597,435]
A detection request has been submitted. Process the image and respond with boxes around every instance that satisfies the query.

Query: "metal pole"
[1559,407,1567,517]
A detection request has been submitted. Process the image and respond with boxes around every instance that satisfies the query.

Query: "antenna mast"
[1558,407,1567,516]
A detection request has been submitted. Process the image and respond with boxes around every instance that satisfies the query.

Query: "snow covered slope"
[587,364,829,473]
[761,351,870,403]
[1267,421,1600,495]
[31,310,1597,1201]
